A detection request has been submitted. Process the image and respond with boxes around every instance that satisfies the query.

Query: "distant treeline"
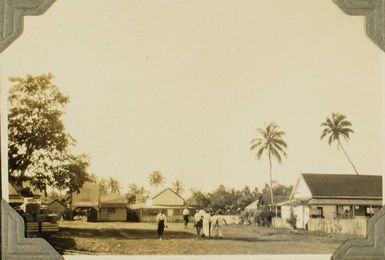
[186,183,292,213]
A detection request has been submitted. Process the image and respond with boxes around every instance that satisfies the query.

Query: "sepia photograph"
[1,0,384,258]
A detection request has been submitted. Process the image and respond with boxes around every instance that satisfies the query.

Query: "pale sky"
[1,0,384,196]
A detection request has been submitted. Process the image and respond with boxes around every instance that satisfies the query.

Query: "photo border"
[1,0,384,259]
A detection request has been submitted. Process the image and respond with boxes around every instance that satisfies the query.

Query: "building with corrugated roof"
[72,181,127,221]
[129,188,190,222]
[277,173,383,229]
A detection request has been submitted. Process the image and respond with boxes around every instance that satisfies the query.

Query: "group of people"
[156,207,227,240]
[193,209,227,238]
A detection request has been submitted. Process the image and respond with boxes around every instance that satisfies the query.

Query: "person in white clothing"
[156,210,168,240]
[182,207,190,229]
[202,210,211,238]
[211,213,227,238]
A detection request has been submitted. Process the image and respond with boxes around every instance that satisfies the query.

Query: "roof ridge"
[301,173,382,176]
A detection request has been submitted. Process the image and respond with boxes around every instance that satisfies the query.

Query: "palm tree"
[250,122,287,205]
[172,180,184,195]
[320,112,358,175]
[98,177,109,195]
[148,171,165,188]
[108,177,122,194]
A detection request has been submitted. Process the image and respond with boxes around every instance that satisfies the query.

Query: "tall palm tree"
[108,177,122,194]
[250,122,287,205]
[172,180,184,195]
[148,171,165,188]
[320,112,358,175]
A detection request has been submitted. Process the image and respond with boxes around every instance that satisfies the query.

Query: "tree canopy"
[126,183,148,204]
[321,112,359,174]
[148,170,165,188]
[108,177,122,194]
[187,185,260,212]
[8,74,90,194]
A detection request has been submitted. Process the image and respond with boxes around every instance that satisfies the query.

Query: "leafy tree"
[8,74,89,195]
[207,185,229,210]
[172,180,184,195]
[51,153,91,207]
[51,154,90,193]
[250,122,287,205]
[188,185,260,212]
[235,186,259,210]
[148,170,165,188]
[260,183,292,206]
[321,112,358,175]
[187,189,210,209]
[88,173,99,183]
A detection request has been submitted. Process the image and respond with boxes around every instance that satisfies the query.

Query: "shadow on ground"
[54,227,196,240]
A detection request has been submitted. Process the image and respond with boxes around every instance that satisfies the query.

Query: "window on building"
[336,205,353,219]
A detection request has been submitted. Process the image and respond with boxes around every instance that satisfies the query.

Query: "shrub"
[127,209,140,222]
[257,209,275,226]
[286,209,297,229]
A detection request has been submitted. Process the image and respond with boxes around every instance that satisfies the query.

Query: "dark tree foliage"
[126,183,148,204]
[108,177,122,194]
[260,183,293,206]
[8,74,90,194]
[321,112,358,175]
[187,185,259,212]
[52,154,91,195]
[187,189,211,209]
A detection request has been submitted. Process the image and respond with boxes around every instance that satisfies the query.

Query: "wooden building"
[47,200,66,218]
[130,188,190,222]
[72,181,128,222]
[278,173,383,229]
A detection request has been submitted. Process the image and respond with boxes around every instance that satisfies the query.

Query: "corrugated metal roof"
[302,173,382,198]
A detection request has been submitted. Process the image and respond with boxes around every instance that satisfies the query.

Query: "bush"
[239,210,274,226]
[286,209,297,229]
[257,209,275,226]
[127,209,140,222]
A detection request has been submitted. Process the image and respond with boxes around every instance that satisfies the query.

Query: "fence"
[308,218,368,237]
[139,214,241,224]
[272,217,291,229]
[222,215,241,225]
[139,215,184,223]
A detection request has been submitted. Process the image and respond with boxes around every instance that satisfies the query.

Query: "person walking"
[211,213,227,239]
[202,210,211,238]
[156,210,167,240]
[194,209,203,235]
[182,207,190,229]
